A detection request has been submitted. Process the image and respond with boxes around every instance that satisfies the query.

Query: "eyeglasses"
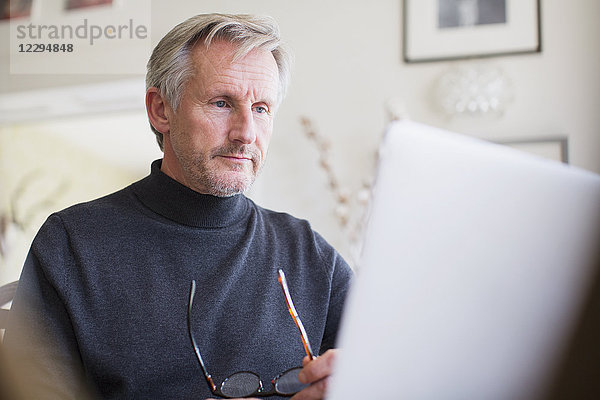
[187,269,316,398]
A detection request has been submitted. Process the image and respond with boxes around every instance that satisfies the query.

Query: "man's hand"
[292,349,337,400]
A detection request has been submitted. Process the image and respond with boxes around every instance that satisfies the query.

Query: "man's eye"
[254,106,267,114]
[214,100,227,108]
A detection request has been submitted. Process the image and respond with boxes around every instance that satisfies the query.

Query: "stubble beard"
[184,143,264,197]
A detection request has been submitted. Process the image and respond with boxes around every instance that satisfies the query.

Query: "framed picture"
[404,0,541,63]
[0,0,32,20]
[496,137,569,164]
[65,0,113,10]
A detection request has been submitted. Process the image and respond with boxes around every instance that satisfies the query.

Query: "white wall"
[1,0,599,275]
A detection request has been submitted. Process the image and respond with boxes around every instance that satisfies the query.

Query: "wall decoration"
[434,63,514,117]
[0,0,32,20]
[65,0,113,11]
[496,137,569,164]
[404,0,541,62]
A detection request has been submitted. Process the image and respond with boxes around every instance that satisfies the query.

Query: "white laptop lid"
[328,121,600,400]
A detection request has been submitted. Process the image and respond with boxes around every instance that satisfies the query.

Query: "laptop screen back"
[328,121,600,400]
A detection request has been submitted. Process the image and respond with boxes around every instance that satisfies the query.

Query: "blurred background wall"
[1,0,599,283]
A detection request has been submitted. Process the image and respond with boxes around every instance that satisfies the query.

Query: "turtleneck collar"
[132,159,249,228]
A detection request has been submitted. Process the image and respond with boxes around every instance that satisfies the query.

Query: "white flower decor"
[434,64,514,117]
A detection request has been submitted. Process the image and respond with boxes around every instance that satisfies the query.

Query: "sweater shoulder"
[54,182,137,221]
[249,200,345,270]
[250,200,314,232]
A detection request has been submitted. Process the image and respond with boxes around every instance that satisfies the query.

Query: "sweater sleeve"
[4,215,93,399]
[314,234,354,354]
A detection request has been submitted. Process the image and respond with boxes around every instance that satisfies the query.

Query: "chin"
[209,174,255,197]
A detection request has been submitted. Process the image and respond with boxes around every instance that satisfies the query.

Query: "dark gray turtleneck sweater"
[6,160,353,400]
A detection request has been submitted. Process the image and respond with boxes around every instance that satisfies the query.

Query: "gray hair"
[146,13,292,150]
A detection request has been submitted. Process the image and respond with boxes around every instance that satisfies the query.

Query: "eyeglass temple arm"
[278,269,316,361]
[187,280,218,392]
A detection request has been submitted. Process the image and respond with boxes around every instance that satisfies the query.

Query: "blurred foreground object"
[329,120,600,399]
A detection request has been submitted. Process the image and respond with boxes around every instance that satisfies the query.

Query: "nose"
[228,108,256,145]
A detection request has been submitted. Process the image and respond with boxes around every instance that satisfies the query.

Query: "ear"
[146,87,171,135]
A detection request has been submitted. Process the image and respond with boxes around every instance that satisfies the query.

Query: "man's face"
[160,39,280,196]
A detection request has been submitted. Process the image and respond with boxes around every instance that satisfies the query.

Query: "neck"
[132,159,249,228]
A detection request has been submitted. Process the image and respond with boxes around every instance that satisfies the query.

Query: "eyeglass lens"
[273,367,307,395]
[220,367,308,398]
[220,372,262,397]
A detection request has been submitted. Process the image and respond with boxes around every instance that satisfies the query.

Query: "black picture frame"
[403,0,542,63]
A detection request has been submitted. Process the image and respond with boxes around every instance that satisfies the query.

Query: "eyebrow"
[209,90,277,108]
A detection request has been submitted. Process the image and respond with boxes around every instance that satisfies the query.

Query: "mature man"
[5,13,353,400]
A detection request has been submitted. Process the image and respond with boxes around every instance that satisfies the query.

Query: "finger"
[298,349,337,384]
[302,355,311,367]
[291,377,330,400]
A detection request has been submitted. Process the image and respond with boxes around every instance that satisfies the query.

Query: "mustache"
[212,144,261,163]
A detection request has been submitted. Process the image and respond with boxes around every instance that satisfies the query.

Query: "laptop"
[328,121,600,400]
